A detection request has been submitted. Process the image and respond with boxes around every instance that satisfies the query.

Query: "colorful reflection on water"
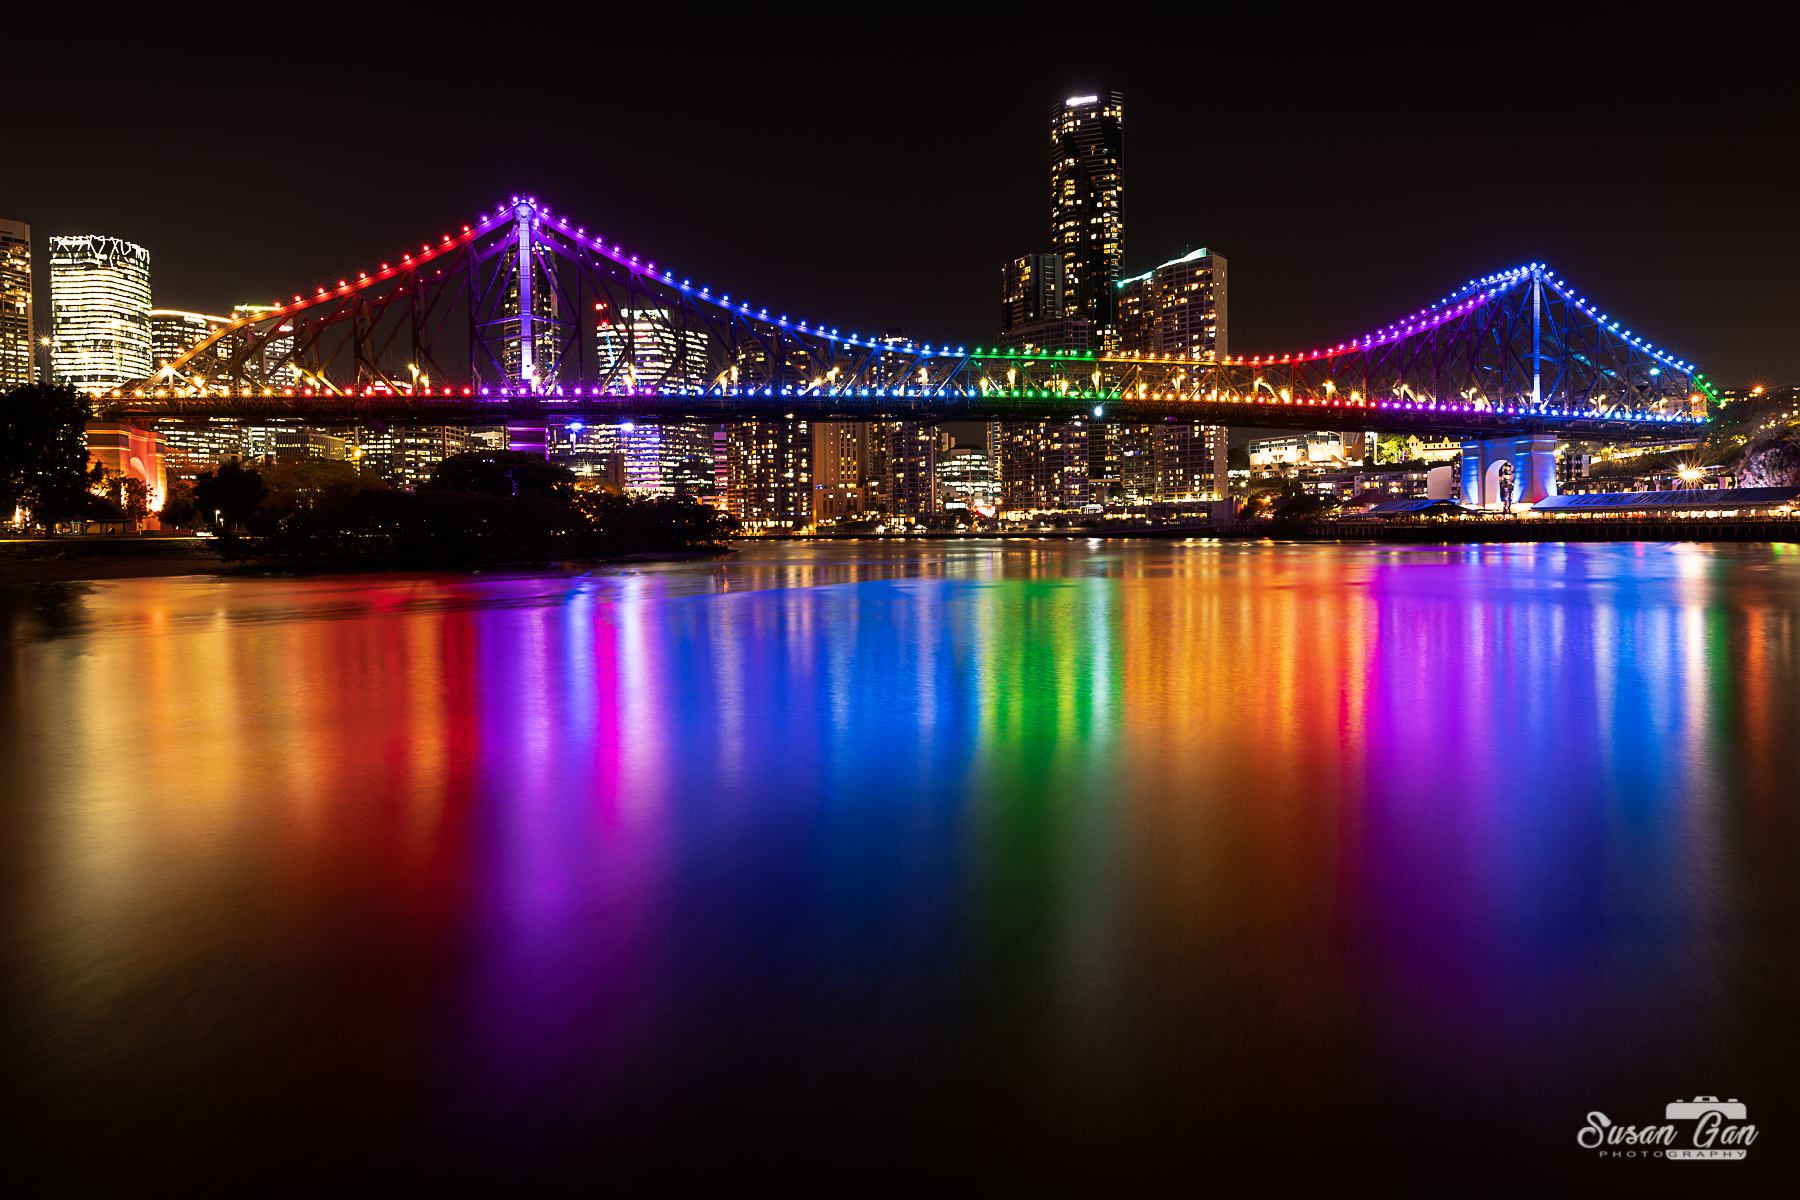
[2,541,1796,1185]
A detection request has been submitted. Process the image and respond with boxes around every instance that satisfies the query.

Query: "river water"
[2,541,1796,1186]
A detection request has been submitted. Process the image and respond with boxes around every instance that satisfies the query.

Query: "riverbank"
[1219,516,1800,543]
[0,536,736,584]
[0,537,227,583]
[748,516,1800,545]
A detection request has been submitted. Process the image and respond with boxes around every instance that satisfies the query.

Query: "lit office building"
[1050,92,1125,352]
[159,422,247,482]
[553,422,624,485]
[938,448,997,510]
[1,218,34,388]
[812,422,864,524]
[266,430,346,461]
[596,306,711,388]
[231,305,298,385]
[151,310,227,365]
[150,309,234,385]
[500,269,563,386]
[718,419,812,529]
[613,421,713,493]
[49,235,153,391]
[1116,247,1228,359]
[351,426,482,488]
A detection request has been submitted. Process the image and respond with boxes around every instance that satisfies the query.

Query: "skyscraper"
[1116,248,1228,359]
[1114,247,1230,505]
[231,305,298,386]
[812,422,864,525]
[1001,254,1063,332]
[1,219,33,388]
[50,235,152,391]
[1050,93,1124,351]
[150,310,234,385]
[998,252,1088,354]
[596,306,711,388]
[719,419,812,529]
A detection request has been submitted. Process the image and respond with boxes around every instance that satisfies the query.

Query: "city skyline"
[3,14,1791,389]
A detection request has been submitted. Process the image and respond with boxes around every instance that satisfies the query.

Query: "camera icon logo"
[1665,1096,1747,1121]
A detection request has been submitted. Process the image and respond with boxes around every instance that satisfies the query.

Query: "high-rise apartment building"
[1050,93,1124,352]
[1002,254,1063,333]
[718,419,812,529]
[812,422,864,525]
[883,422,940,522]
[50,235,152,391]
[1116,247,1228,359]
[996,419,1092,512]
[1118,424,1228,503]
[1,219,34,388]
[1113,247,1230,505]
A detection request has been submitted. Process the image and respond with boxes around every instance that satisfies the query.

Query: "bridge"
[106,197,1711,445]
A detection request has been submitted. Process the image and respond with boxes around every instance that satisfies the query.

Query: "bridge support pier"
[1459,434,1557,509]
[508,422,548,458]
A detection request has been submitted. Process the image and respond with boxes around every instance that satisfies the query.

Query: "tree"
[424,450,577,499]
[1,383,91,527]
[87,463,150,522]
[1226,446,1250,471]
[159,477,200,529]
[192,460,269,530]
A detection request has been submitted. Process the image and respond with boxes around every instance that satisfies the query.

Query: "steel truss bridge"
[107,198,1713,439]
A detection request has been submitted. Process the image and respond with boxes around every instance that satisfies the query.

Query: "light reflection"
[1,542,1795,1181]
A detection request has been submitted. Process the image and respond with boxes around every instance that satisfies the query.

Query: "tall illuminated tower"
[0,219,33,388]
[49,235,152,391]
[1050,92,1124,352]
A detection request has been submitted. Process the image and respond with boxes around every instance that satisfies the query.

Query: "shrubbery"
[222,450,735,564]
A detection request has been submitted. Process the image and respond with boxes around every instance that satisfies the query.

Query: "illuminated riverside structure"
[51,235,152,390]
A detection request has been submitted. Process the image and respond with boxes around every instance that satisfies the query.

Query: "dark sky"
[8,12,1795,393]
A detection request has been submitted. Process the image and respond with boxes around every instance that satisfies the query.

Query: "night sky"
[8,13,1795,397]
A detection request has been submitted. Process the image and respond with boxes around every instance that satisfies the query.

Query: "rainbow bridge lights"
[109,200,1708,438]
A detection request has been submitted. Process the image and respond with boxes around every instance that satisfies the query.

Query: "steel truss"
[107,203,1709,439]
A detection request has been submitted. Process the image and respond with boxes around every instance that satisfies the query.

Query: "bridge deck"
[104,392,1701,439]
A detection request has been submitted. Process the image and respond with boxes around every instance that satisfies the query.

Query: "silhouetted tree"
[159,477,200,529]
[193,461,269,530]
[1,384,91,526]
[424,450,577,499]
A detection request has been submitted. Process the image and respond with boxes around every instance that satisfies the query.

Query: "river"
[2,540,1795,1186]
